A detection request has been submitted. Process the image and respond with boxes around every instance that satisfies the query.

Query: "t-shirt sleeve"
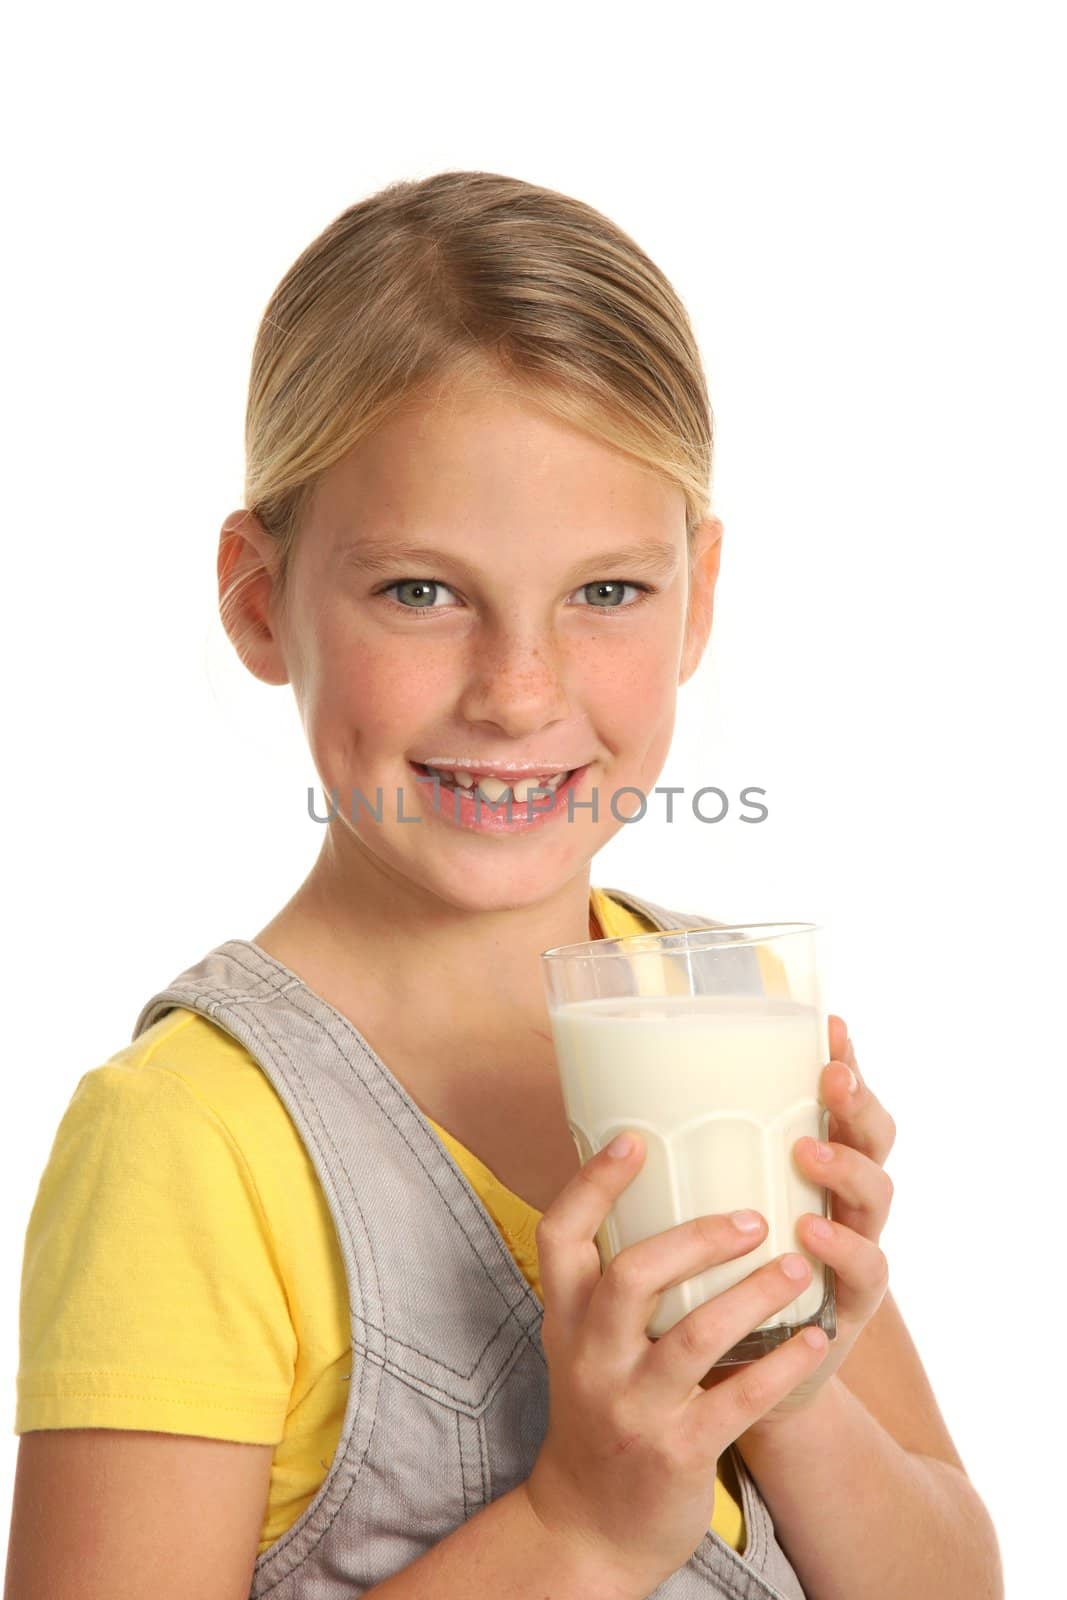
[15,1062,296,1444]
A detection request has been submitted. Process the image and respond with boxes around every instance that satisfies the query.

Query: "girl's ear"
[679,516,724,685]
[217,510,291,687]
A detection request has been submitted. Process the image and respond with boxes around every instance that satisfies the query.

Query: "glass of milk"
[540,921,836,1366]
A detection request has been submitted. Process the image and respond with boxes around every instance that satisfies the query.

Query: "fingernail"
[731,1209,763,1231]
[808,1215,833,1238]
[606,1133,634,1159]
[814,1140,834,1162]
[845,1067,859,1094]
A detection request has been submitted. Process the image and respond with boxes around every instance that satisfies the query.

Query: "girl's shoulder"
[122,1005,306,1153]
[114,1004,350,1329]
[17,1012,301,1443]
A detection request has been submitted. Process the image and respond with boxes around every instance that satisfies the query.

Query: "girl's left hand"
[698,1014,896,1425]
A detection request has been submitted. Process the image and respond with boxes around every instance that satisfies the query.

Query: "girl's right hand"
[523,1130,830,1597]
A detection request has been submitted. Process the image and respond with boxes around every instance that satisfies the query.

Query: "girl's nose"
[456,629,572,738]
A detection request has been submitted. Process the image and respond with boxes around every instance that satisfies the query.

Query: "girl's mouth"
[407,761,591,833]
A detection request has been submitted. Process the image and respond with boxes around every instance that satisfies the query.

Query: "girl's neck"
[250,850,599,1057]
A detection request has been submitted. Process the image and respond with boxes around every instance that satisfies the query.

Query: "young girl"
[5,172,1001,1600]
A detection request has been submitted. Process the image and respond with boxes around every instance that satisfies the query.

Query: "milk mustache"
[549,992,832,1346]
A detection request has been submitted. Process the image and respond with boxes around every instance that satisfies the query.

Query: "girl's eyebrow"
[337,537,681,581]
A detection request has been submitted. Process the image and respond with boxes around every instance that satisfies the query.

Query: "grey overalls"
[132,887,809,1600]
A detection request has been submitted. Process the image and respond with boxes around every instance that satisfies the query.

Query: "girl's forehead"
[311,410,686,533]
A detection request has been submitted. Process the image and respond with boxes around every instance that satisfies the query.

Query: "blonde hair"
[241,169,714,610]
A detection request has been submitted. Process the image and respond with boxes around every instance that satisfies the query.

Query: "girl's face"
[245,378,721,916]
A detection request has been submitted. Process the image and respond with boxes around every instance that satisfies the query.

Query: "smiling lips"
[412,761,578,802]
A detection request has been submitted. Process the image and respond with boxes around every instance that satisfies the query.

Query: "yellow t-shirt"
[15,887,750,1554]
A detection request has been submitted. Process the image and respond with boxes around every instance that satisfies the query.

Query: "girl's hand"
[525,1138,833,1597]
[698,1014,897,1424]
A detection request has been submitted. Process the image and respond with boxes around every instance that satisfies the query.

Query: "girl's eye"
[378,579,459,612]
[376,579,653,616]
[570,581,650,611]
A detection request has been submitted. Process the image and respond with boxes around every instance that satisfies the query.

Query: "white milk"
[549,992,831,1343]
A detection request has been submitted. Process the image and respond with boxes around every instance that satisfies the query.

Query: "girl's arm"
[3,1429,274,1600]
[722,1030,1003,1599]
[2,1426,641,1600]
[734,1372,1004,1600]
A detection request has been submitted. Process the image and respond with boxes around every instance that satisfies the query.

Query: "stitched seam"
[19,1371,285,1395]
[18,1390,283,1413]
[694,1464,789,1598]
[477,1412,490,1506]
[694,1541,774,1600]
[456,1411,469,1521]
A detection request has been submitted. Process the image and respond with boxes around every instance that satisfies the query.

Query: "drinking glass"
[540,922,836,1365]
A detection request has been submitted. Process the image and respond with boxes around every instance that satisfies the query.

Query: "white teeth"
[475,775,510,802]
[478,772,572,802]
[508,775,566,801]
[421,763,573,802]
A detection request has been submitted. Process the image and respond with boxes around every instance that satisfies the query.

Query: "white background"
[3,2,1064,1593]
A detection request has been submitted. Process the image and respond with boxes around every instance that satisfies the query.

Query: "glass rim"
[541,920,819,962]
